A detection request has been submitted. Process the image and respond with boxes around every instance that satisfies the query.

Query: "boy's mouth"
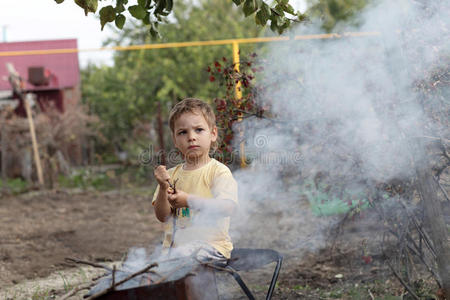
[188,145,199,149]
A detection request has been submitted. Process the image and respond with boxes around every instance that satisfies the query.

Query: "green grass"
[30,285,52,300]
[58,272,71,293]
[292,284,311,291]
[57,169,113,191]
[0,178,29,195]
[282,280,406,300]
[57,165,154,191]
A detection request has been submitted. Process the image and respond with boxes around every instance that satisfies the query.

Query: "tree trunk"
[156,101,166,165]
[415,162,450,298]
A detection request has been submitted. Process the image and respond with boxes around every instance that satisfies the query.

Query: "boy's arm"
[153,165,173,222]
[168,190,236,216]
[154,184,172,222]
[188,195,236,216]
[168,169,238,216]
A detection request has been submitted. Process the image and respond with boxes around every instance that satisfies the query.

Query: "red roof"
[0,39,80,91]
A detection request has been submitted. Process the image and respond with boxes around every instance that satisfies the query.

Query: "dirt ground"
[0,188,444,299]
[0,189,162,294]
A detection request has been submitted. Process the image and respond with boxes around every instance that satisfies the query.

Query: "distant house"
[0,39,80,116]
[0,39,84,173]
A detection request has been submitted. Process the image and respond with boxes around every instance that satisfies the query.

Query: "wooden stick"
[167,178,178,193]
[435,176,450,202]
[111,265,116,289]
[23,94,44,186]
[397,199,437,258]
[368,289,375,300]
[387,261,420,300]
[5,63,44,186]
[168,178,179,254]
[405,236,442,287]
[56,282,94,300]
[85,262,158,300]
[65,258,112,271]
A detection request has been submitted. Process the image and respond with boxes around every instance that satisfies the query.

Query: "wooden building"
[0,39,83,181]
[0,39,81,113]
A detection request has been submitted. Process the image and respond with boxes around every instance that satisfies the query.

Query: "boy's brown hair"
[169,98,218,151]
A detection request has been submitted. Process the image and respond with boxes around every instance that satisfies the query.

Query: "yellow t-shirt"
[152,158,238,258]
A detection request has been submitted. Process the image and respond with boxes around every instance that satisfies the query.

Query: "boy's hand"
[154,165,170,190]
[168,189,189,208]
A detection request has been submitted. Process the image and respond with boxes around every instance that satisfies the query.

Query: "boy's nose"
[188,132,196,141]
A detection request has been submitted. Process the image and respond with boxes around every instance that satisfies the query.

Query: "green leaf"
[115,14,126,29]
[298,12,307,22]
[255,3,270,25]
[100,5,116,30]
[154,0,166,15]
[270,15,278,31]
[86,0,98,13]
[278,19,290,33]
[115,3,125,13]
[262,2,271,16]
[158,10,170,16]
[142,12,151,25]
[272,5,285,16]
[255,11,262,25]
[283,3,295,15]
[232,0,244,5]
[149,23,159,38]
[243,0,258,17]
[276,16,285,26]
[116,0,128,7]
[74,0,87,15]
[165,0,173,12]
[128,5,147,19]
[54,0,64,4]
[137,0,147,8]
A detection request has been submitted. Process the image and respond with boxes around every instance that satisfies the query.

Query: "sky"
[0,0,115,67]
[0,0,307,68]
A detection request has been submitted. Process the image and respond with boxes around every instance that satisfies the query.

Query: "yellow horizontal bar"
[294,31,380,40]
[0,32,380,57]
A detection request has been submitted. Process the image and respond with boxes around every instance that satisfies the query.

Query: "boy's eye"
[196,128,204,132]
[178,131,186,135]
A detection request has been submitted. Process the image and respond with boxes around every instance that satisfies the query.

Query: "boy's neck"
[183,156,212,170]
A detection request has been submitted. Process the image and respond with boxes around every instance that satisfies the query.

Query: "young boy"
[152,98,238,264]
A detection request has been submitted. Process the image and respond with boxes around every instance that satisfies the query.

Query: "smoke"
[229,0,449,253]
[87,246,202,295]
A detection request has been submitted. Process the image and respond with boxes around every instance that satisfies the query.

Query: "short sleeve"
[151,184,160,205]
[211,167,238,204]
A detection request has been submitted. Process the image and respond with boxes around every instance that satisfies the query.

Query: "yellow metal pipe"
[0,32,380,57]
[232,41,246,168]
[232,42,242,99]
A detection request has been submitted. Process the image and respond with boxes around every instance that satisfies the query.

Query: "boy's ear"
[211,126,218,142]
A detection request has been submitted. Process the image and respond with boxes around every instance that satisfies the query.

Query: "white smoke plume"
[229,0,449,254]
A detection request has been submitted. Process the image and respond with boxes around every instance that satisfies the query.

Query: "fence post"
[24,94,44,186]
[232,41,246,168]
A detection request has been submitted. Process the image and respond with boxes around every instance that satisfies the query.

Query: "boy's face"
[172,110,217,161]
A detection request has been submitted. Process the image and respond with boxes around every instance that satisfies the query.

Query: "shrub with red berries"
[206,53,268,167]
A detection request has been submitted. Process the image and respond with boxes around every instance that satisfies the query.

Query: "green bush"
[58,169,113,191]
[0,178,29,195]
